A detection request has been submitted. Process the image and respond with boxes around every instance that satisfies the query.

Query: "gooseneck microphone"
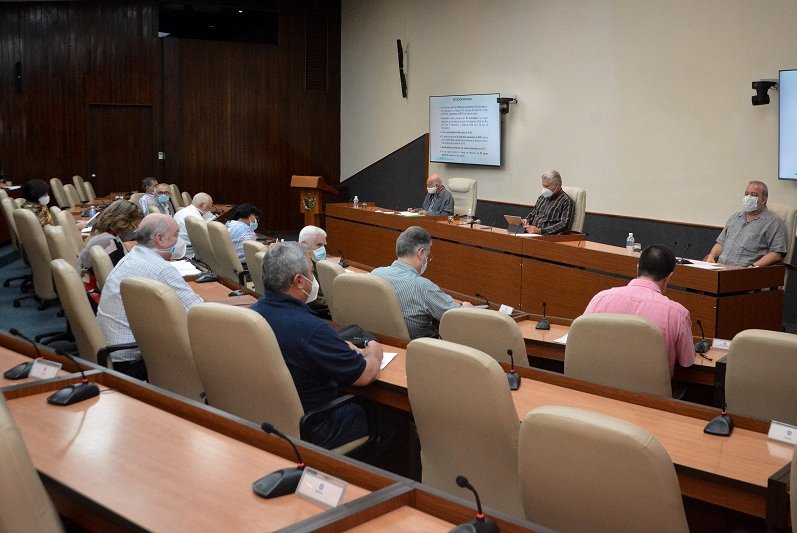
[535,302,550,330]
[674,240,693,265]
[5,328,37,379]
[704,403,733,437]
[506,349,521,391]
[474,293,490,309]
[336,250,349,268]
[694,320,709,354]
[449,475,499,533]
[48,348,100,406]
[252,422,306,499]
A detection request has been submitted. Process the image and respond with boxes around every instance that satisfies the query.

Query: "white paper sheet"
[380,352,398,370]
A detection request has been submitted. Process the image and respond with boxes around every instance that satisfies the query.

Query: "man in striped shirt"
[523,170,573,235]
[372,226,472,339]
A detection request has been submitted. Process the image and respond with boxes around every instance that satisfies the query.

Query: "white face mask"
[742,194,759,213]
[426,186,437,194]
[38,195,50,206]
[300,274,319,303]
[541,187,554,199]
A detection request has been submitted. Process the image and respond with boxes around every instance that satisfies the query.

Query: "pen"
[699,352,713,362]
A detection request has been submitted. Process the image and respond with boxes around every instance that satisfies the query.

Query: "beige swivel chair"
[89,245,114,291]
[406,338,523,518]
[562,186,587,233]
[129,192,145,209]
[333,274,410,340]
[207,220,247,286]
[185,216,220,272]
[44,225,79,272]
[169,184,184,208]
[84,181,97,202]
[72,175,89,203]
[243,240,269,294]
[316,260,346,319]
[565,314,672,397]
[1,196,21,251]
[519,405,688,533]
[766,201,797,284]
[54,209,84,255]
[448,177,478,216]
[439,307,529,367]
[0,394,64,533]
[12,209,57,308]
[120,278,206,403]
[0,188,6,200]
[64,183,82,208]
[49,177,69,208]
[49,205,62,223]
[725,329,797,425]
[181,190,192,207]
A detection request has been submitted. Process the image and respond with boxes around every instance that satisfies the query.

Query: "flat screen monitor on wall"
[429,93,501,166]
[779,69,797,180]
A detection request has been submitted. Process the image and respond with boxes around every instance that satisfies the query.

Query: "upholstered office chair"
[406,338,523,518]
[120,278,206,403]
[84,180,97,202]
[185,216,220,272]
[49,205,62,223]
[72,175,89,203]
[0,394,64,533]
[64,183,82,209]
[49,177,69,208]
[333,274,410,340]
[54,209,84,255]
[44,225,79,272]
[12,209,57,309]
[243,241,268,294]
[0,188,6,200]
[447,177,478,216]
[207,221,248,286]
[562,186,587,233]
[187,303,371,454]
[317,260,346,320]
[1,196,23,257]
[169,184,184,208]
[518,405,688,533]
[50,259,134,366]
[181,191,192,207]
[129,192,145,208]
[439,307,529,367]
[565,314,672,397]
[725,329,797,425]
[766,201,797,284]
[89,245,113,291]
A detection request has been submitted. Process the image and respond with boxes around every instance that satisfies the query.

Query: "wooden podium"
[290,175,339,227]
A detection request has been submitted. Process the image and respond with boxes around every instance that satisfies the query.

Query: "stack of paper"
[170,260,202,277]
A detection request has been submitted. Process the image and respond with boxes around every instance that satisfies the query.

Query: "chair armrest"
[236,269,250,287]
[96,342,138,368]
[299,394,378,455]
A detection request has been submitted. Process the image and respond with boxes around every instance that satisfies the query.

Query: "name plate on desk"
[768,421,797,445]
[296,468,347,508]
[29,359,62,380]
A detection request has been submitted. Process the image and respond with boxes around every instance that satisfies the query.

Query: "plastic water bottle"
[466,208,473,224]
[87,206,96,218]
[352,196,359,209]
[626,233,634,254]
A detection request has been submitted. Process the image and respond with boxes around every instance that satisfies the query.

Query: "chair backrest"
[565,313,672,397]
[187,303,304,435]
[54,209,84,254]
[316,260,346,319]
[84,180,97,201]
[333,274,410,340]
[12,208,56,301]
[0,188,6,200]
[0,395,64,533]
[49,177,69,208]
[49,205,62,223]
[50,259,107,363]
[120,278,206,402]
[243,241,269,294]
[71,175,88,203]
[766,202,797,268]
[439,307,528,366]
[562,185,587,233]
[181,191,192,207]
[519,405,688,533]
[725,329,797,425]
[169,184,184,208]
[447,177,478,216]
[89,245,114,290]
[129,192,144,208]
[44,225,79,272]
[63,183,82,208]
[185,216,220,272]
[207,220,244,283]
[406,338,523,518]
[0,197,20,250]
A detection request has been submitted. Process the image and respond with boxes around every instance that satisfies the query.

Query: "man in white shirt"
[173,192,214,258]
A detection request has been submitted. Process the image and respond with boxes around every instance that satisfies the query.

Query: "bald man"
[173,192,214,258]
[410,174,454,216]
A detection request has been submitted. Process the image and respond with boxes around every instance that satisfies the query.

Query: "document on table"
[374,209,396,214]
[398,211,422,217]
[553,333,568,345]
[380,352,398,370]
[170,260,202,277]
[512,233,543,237]
[681,259,724,270]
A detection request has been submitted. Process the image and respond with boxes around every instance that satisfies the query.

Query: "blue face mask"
[157,194,170,203]
[249,220,259,231]
[313,246,327,262]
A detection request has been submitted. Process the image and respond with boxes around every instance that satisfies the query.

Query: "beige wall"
[341,0,797,226]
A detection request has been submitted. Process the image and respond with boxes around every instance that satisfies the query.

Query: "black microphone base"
[704,413,733,437]
[449,518,499,533]
[676,258,693,265]
[4,360,34,380]
[507,372,521,391]
[338,260,349,268]
[47,382,100,406]
[535,318,550,330]
[695,340,710,353]
[252,467,303,499]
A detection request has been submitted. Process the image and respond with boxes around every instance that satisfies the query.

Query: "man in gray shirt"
[372,226,471,338]
[705,180,787,267]
[410,174,454,216]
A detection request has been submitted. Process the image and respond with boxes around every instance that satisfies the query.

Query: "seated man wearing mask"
[143,183,175,216]
[250,242,395,464]
[409,174,454,216]
[298,225,331,319]
[372,226,472,339]
[704,180,787,267]
[523,170,573,235]
[97,213,203,380]
[173,192,214,258]
[138,177,159,215]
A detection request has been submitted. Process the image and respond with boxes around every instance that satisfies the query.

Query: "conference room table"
[325,203,786,339]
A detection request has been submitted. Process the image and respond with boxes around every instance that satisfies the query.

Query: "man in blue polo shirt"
[250,242,395,463]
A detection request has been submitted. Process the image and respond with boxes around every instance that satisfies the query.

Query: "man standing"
[523,170,573,235]
[704,180,787,267]
[97,213,203,380]
[412,174,454,216]
[583,245,695,376]
[173,192,214,258]
[298,225,331,319]
[372,226,471,339]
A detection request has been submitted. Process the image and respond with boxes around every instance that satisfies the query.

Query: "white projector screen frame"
[779,69,797,180]
[429,93,501,167]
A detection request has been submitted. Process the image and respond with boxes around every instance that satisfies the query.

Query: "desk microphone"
[535,302,550,330]
[506,349,521,390]
[694,320,709,354]
[252,422,305,499]
[704,403,733,437]
[336,250,349,268]
[449,476,499,533]
[47,348,100,405]
[5,328,37,379]
[474,293,490,309]
[674,241,693,265]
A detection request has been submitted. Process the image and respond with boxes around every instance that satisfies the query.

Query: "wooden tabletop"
[188,280,258,306]
[347,505,454,532]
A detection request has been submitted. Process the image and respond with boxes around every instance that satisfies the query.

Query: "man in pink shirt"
[584,245,696,376]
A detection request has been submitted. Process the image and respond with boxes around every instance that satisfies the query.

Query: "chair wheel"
[13,301,21,307]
